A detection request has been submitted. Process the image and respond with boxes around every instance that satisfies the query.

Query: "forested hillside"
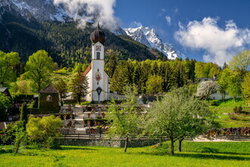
[0,9,164,67]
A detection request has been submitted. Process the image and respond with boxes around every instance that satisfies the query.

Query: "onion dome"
[90,23,105,44]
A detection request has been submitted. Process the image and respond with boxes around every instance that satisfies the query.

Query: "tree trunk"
[124,137,129,152]
[178,138,184,152]
[170,138,175,156]
[77,95,81,104]
[15,140,21,154]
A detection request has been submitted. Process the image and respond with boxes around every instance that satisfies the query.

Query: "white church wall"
[86,69,93,101]
[92,42,104,60]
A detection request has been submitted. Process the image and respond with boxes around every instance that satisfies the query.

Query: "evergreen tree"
[68,72,88,104]
[146,75,163,95]
[110,61,130,94]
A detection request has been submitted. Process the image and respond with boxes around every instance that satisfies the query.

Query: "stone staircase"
[72,106,86,134]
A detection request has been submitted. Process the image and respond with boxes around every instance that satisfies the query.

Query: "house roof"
[40,84,59,94]
[83,64,92,76]
[0,87,8,93]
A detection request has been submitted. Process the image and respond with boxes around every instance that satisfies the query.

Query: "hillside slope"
[0,9,164,66]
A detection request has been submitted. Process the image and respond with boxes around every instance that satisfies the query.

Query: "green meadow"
[210,99,250,128]
[0,141,250,167]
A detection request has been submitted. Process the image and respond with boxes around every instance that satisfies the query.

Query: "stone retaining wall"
[56,138,160,147]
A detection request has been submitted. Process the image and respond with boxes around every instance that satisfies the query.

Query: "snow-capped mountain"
[124,26,178,60]
[0,0,68,22]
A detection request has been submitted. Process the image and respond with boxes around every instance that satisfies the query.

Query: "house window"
[96,52,100,59]
[46,95,52,102]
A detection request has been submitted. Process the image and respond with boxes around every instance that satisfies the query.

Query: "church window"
[96,52,100,59]
[46,95,52,102]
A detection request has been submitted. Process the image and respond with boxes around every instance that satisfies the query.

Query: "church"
[83,24,110,102]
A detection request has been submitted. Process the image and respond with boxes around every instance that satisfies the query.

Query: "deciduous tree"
[146,87,215,155]
[196,80,218,100]
[0,51,20,86]
[23,50,54,92]
[242,72,250,99]
[229,50,250,76]
[0,93,10,121]
[106,85,143,152]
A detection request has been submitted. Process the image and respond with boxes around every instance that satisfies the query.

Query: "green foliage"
[146,75,163,95]
[0,51,20,86]
[218,68,231,99]
[52,78,67,98]
[68,72,88,104]
[242,72,250,99]
[110,59,197,95]
[23,50,55,92]
[20,103,28,129]
[105,49,120,78]
[146,87,216,155]
[26,115,62,148]
[10,79,34,95]
[229,50,250,75]
[14,121,26,154]
[106,85,143,152]
[227,71,242,99]
[110,61,130,94]
[195,62,220,79]
[0,93,10,121]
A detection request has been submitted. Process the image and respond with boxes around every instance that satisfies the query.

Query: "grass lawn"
[210,99,250,127]
[0,141,250,167]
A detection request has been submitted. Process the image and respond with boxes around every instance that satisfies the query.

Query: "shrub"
[229,113,238,120]
[26,115,62,148]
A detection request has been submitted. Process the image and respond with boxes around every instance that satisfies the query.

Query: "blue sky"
[114,0,250,65]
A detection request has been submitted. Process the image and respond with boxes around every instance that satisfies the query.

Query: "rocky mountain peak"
[124,26,178,60]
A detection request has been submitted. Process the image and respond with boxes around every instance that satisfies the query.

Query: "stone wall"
[56,138,160,147]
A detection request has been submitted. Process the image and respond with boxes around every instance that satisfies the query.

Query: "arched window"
[46,95,52,102]
[96,52,100,59]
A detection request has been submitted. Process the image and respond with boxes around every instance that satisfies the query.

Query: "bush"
[0,122,18,145]
[26,115,62,148]
[229,113,238,120]
[233,106,243,113]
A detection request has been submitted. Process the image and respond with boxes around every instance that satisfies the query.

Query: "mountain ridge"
[124,26,178,60]
[0,0,177,66]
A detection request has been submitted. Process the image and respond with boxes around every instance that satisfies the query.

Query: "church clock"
[96,45,102,51]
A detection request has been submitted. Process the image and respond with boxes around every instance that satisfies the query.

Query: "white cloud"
[175,17,250,66]
[53,0,118,30]
[165,16,171,25]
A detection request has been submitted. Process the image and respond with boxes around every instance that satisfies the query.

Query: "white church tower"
[84,24,109,102]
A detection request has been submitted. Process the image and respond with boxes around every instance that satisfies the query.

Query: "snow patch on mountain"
[0,0,68,22]
[124,26,178,60]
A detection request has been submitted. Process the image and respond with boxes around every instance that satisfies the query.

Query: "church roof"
[40,84,59,94]
[83,63,92,76]
[90,23,106,44]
